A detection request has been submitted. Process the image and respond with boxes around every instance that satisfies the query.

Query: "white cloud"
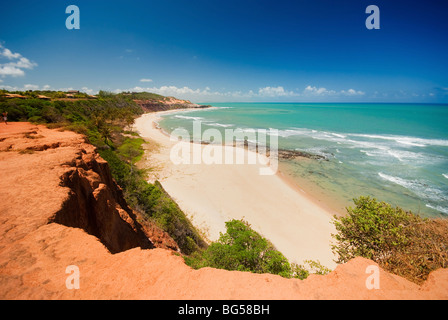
[111,84,367,102]
[139,78,153,83]
[130,85,298,100]
[13,57,37,70]
[23,84,39,90]
[258,86,296,97]
[303,85,336,96]
[1,48,21,60]
[128,85,214,97]
[0,44,37,77]
[81,86,94,94]
[341,88,365,96]
[0,83,42,91]
[0,65,25,77]
[304,85,364,97]
[0,83,97,95]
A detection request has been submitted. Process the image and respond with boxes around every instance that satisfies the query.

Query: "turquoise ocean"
[158,103,448,218]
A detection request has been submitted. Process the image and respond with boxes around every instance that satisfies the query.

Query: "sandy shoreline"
[133,109,338,268]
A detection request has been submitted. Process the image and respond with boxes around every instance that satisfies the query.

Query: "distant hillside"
[0,89,211,114]
[125,92,211,112]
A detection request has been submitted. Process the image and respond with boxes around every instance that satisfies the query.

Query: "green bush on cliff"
[186,219,298,278]
[332,196,448,283]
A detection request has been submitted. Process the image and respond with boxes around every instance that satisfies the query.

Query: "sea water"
[158,103,448,218]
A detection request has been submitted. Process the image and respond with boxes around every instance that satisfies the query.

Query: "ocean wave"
[272,127,444,165]
[426,204,448,215]
[331,133,347,139]
[203,122,234,128]
[267,128,311,138]
[378,172,413,189]
[378,172,447,202]
[278,128,448,150]
[386,150,426,162]
[299,147,333,158]
[360,150,377,157]
[350,133,448,148]
[443,173,448,179]
[174,115,204,121]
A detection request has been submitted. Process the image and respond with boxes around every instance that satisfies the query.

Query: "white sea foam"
[204,122,234,128]
[282,128,442,165]
[360,150,377,157]
[266,128,442,165]
[174,115,204,121]
[331,133,347,139]
[351,133,448,148]
[299,147,332,158]
[426,204,448,215]
[386,150,426,162]
[378,172,413,189]
[378,172,447,203]
[395,139,426,147]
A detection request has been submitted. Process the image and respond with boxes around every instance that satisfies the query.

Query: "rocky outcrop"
[0,122,447,300]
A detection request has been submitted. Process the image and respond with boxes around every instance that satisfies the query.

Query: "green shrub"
[332,196,448,283]
[290,260,332,280]
[186,219,291,277]
[28,115,45,124]
[117,137,145,163]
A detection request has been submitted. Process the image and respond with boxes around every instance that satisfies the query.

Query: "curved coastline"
[133,109,339,268]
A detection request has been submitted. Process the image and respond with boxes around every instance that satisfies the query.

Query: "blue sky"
[1,0,448,102]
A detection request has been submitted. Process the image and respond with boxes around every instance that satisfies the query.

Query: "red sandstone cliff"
[0,122,447,300]
[134,97,209,112]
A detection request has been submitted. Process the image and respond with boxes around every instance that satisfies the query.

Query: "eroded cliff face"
[49,145,154,253]
[0,122,447,300]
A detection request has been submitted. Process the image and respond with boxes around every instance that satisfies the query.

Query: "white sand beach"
[133,110,338,268]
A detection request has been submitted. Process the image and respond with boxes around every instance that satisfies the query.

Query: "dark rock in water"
[190,138,327,161]
[240,141,327,161]
[276,149,327,161]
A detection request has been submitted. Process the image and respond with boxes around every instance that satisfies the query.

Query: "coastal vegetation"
[2,90,446,283]
[332,196,448,284]
[0,90,206,254]
[184,219,331,279]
